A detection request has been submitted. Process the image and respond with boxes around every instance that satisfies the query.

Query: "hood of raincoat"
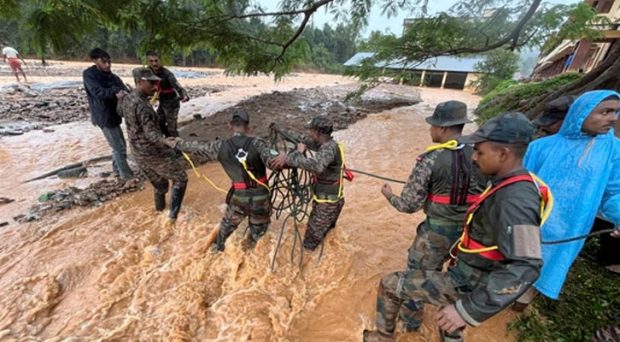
[558,89,620,139]
[524,89,620,300]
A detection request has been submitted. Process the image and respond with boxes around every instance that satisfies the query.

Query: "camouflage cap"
[425,100,471,127]
[304,116,333,135]
[460,112,535,144]
[132,67,161,81]
[231,108,250,123]
[532,95,576,127]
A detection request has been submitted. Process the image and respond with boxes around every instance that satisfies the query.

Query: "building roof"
[343,52,484,73]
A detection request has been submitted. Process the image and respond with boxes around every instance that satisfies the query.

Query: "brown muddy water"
[0,83,518,341]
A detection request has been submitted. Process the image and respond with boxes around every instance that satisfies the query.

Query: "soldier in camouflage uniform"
[147,51,189,137]
[364,113,548,342]
[118,68,188,222]
[270,116,346,251]
[166,109,276,251]
[380,101,487,332]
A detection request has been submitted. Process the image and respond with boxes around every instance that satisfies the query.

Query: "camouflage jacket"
[153,67,188,101]
[388,145,487,222]
[453,169,543,326]
[284,131,342,197]
[118,90,172,159]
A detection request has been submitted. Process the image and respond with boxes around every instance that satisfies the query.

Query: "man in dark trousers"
[165,109,275,251]
[380,101,488,332]
[146,51,189,137]
[83,48,134,181]
[118,68,188,224]
[364,112,549,342]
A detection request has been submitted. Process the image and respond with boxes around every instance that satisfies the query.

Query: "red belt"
[159,88,176,94]
[427,194,480,205]
[232,176,268,190]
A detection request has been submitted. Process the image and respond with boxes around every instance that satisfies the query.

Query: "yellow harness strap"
[312,143,345,204]
[456,172,553,255]
[239,160,270,191]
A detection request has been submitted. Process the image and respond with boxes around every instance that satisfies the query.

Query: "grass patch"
[475,73,582,123]
[510,240,620,341]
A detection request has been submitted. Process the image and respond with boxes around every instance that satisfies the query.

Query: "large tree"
[0,0,616,113]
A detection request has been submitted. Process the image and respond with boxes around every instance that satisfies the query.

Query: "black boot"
[154,192,166,212]
[168,184,186,219]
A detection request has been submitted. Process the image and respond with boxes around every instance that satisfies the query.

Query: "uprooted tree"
[0,0,616,115]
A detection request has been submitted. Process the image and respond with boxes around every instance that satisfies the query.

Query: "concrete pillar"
[420,70,426,87]
[440,71,448,89]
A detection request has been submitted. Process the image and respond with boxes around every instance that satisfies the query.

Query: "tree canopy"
[1,0,617,113]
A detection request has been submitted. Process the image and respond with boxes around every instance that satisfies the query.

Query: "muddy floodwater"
[0,66,517,341]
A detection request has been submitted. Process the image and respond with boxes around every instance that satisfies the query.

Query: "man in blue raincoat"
[522,90,620,302]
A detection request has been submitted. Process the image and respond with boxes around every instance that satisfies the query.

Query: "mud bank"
[9,84,420,224]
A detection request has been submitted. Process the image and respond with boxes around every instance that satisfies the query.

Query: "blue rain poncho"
[524,90,620,299]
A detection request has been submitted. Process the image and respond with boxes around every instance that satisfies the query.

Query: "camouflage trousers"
[401,218,463,331]
[304,198,345,251]
[216,191,271,251]
[375,268,466,340]
[157,99,181,137]
[136,154,188,194]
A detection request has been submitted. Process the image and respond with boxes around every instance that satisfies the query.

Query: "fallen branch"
[24,155,112,183]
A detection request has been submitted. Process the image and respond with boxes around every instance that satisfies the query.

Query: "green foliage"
[510,240,620,342]
[475,73,581,123]
[473,49,519,95]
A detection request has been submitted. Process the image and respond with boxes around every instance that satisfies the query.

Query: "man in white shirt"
[2,45,28,83]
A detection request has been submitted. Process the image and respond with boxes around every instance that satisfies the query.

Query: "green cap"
[460,112,535,144]
[304,116,333,135]
[132,67,161,81]
[231,109,250,123]
[425,100,471,126]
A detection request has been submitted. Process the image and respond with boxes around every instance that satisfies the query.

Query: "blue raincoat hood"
[524,90,620,299]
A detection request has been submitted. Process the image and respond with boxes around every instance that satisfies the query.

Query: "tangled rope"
[268,129,318,272]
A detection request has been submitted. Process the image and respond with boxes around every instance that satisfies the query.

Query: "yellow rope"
[425,139,459,152]
[181,152,228,194]
[312,143,345,204]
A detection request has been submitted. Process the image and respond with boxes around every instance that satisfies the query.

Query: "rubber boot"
[154,192,166,212]
[441,330,464,342]
[168,184,186,220]
[363,329,394,342]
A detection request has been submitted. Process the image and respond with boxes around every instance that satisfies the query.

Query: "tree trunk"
[525,41,620,118]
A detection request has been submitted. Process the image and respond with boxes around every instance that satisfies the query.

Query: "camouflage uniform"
[369,169,544,342]
[176,132,275,251]
[387,145,487,330]
[286,131,345,251]
[366,113,544,342]
[118,86,188,219]
[152,67,188,137]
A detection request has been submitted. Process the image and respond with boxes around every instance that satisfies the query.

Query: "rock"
[193,114,203,120]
